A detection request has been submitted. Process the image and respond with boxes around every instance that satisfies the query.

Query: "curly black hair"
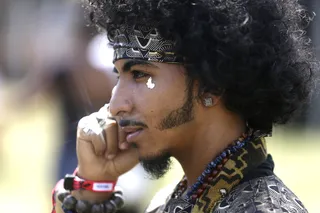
[84,0,317,131]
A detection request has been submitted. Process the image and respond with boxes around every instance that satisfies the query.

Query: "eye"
[113,67,120,80]
[131,70,149,79]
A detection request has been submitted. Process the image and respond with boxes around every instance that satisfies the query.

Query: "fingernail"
[120,142,129,150]
[108,154,115,160]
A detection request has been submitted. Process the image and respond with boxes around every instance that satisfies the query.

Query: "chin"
[138,151,172,180]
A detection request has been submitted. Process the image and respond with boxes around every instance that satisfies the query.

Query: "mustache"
[119,119,148,128]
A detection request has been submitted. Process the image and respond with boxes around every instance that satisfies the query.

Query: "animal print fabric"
[146,175,308,213]
[213,175,308,213]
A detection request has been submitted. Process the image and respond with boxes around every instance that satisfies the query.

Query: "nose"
[109,83,133,117]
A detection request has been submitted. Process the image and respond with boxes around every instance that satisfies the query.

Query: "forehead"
[114,59,186,75]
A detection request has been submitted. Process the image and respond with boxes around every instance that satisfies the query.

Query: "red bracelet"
[64,174,117,192]
[51,167,117,213]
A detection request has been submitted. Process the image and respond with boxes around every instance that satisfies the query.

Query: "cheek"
[135,94,165,127]
[134,76,186,122]
[134,80,171,110]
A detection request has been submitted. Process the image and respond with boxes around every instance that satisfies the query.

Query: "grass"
[0,93,318,212]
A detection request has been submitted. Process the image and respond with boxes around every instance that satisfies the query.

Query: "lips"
[122,127,144,142]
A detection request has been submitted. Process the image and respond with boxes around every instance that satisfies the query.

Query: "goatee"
[139,79,194,179]
[140,152,172,179]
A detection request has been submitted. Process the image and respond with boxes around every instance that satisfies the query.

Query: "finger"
[105,120,118,160]
[112,147,139,175]
[79,113,107,155]
[76,137,106,180]
[119,142,130,150]
[100,103,112,118]
[118,126,129,150]
[91,129,107,156]
[91,105,115,155]
[76,131,97,166]
[77,115,95,141]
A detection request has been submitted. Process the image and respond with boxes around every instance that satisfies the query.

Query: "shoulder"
[213,175,308,213]
[145,182,178,213]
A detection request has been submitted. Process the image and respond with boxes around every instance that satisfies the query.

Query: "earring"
[204,97,213,107]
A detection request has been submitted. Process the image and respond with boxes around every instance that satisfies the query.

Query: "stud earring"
[204,97,213,107]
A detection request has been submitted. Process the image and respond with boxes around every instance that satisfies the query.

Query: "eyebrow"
[122,60,159,72]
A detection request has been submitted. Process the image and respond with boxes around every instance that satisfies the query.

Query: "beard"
[140,152,172,179]
[139,79,195,179]
[157,79,195,130]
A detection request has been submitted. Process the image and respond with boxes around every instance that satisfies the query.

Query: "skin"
[109,59,246,183]
[110,59,194,158]
[55,59,246,210]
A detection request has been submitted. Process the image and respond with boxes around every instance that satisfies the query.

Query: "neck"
[173,112,246,187]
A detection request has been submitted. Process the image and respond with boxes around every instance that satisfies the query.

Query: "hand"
[76,104,139,181]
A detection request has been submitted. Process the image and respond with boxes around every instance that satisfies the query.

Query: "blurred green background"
[0,90,319,212]
[0,0,319,213]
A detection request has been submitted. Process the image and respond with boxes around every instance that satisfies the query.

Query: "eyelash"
[114,69,149,80]
[131,70,149,79]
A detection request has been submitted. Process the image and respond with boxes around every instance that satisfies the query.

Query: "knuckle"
[99,104,110,113]
[77,115,90,129]
[76,108,116,144]
[106,120,117,129]
[98,132,106,144]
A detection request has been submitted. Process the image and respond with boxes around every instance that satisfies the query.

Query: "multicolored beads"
[172,129,253,204]
[57,190,124,213]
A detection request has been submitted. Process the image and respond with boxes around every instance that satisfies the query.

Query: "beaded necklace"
[171,128,254,204]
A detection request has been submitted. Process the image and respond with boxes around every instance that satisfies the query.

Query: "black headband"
[112,24,183,63]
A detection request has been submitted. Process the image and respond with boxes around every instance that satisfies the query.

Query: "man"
[52,0,316,212]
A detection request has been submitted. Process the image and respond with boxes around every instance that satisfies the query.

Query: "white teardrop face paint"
[146,77,156,89]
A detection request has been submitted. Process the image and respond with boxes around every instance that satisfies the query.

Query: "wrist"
[66,168,118,202]
[77,166,119,181]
